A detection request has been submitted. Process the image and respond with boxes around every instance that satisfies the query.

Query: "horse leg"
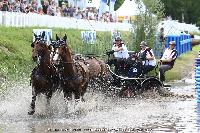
[80,82,88,102]
[74,89,81,101]
[46,91,53,112]
[28,89,37,115]
[63,90,73,113]
[64,90,72,101]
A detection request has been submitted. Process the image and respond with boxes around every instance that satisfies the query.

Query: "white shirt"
[112,44,129,59]
[161,48,177,60]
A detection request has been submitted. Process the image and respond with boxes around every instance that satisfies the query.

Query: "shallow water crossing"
[0,79,199,133]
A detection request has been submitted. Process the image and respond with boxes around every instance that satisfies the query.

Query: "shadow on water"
[0,78,199,133]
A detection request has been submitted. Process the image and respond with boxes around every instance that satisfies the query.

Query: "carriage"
[104,50,168,97]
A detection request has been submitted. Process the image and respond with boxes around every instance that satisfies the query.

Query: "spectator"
[31,0,37,12]
[24,3,31,13]
[76,10,82,19]
[109,14,114,22]
[82,10,87,19]
[61,3,68,17]
[56,7,61,16]
[1,0,9,11]
[154,27,166,58]
[68,5,75,17]
[20,0,28,13]
[48,1,56,16]
[37,6,43,15]
[159,27,165,46]
[88,8,94,20]
[13,0,21,12]
[42,0,49,14]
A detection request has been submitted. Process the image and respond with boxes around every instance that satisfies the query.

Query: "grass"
[0,26,134,81]
[165,45,200,81]
[0,26,199,83]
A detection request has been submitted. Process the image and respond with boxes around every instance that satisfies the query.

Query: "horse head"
[31,32,49,62]
[56,34,72,61]
[31,31,46,47]
[32,39,49,62]
[56,34,67,46]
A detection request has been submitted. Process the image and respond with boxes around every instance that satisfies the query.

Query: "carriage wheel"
[141,77,163,93]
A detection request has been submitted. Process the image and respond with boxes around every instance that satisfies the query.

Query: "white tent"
[116,0,145,17]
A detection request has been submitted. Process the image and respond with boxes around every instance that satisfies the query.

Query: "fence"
[0,11,133,31]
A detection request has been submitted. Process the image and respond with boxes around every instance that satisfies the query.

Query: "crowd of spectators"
[0,0,115,22]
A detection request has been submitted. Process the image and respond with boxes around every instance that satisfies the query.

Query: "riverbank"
[0,26,133,81]
[165,45,200,81]
[0,26,199,83]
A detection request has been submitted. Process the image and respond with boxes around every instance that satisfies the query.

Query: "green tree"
[107,0,125,11]
[161,0,200,26]
[114,0,125,11]
[132,0,165,51]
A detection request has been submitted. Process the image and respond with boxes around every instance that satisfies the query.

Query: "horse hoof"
[28,111,35,115]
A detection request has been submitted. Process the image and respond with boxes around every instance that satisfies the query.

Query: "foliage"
[114,0,125,11]
[131,0,165,52]
[0,27,33,81]
[107,0,125,11]
[161,0,200,26]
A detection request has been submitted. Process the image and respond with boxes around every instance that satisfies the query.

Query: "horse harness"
[61,60,87,82]
[31,65,56,85]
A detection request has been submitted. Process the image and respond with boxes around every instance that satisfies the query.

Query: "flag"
[98,0,108,20]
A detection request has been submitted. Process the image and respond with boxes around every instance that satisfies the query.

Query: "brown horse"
[29,37,58,115]
[56,35,89,101]
[84,57,110,86]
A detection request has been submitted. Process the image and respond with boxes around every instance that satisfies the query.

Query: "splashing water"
[0,78,199,133]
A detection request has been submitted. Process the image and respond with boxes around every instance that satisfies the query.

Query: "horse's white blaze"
[53,49,59,62]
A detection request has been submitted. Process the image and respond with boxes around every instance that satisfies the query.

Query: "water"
[0,79,199,133]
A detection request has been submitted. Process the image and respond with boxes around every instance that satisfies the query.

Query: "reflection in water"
[0,79,199,133]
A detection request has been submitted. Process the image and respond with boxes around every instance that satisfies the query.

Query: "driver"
[112,36,129,59]
[112,36,129,75]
